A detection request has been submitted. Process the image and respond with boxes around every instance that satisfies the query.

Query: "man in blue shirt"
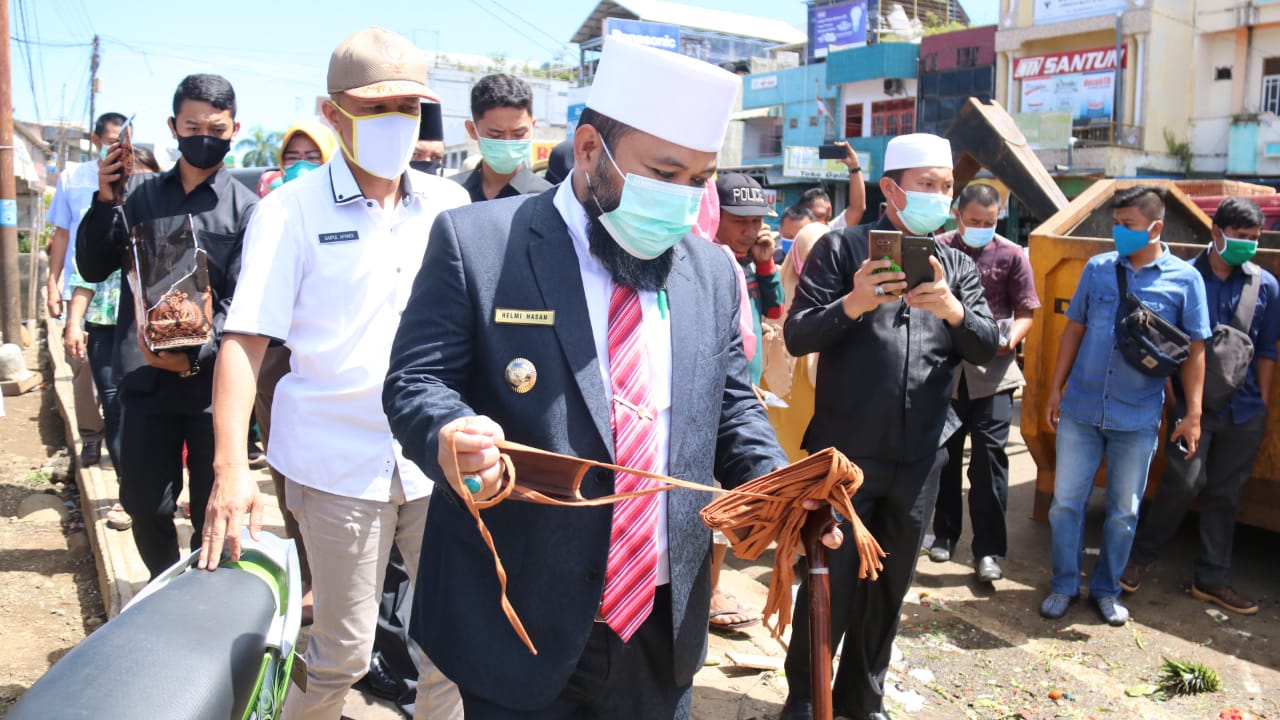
[1120,196,1278,615]
[1042,185,1211,626]
[46,112,126,466]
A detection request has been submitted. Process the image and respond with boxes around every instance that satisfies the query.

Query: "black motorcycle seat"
[9,566,277,720]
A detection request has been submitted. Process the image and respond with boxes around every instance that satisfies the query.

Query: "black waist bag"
[1114,264,1190,378]
[1202,264,1260,411]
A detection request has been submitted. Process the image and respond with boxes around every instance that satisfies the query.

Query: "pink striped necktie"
[599,283,662,642]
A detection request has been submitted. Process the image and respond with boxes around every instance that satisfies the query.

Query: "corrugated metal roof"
[570,0,807,45]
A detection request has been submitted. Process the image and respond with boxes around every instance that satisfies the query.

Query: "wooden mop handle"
[801,509,834,720]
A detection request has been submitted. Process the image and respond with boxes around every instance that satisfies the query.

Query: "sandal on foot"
[105,503,132,531]
[709,593,761,632]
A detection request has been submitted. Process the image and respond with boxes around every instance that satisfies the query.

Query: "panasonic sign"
[603,18,681,53]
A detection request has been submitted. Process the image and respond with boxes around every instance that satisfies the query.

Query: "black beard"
[584,158,676,292]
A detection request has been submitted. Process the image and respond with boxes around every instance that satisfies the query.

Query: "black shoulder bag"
[1114,263,1191,378]
[1201,265,1260,411]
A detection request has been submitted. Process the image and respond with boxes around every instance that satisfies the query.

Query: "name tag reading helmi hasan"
[494,308,555,326]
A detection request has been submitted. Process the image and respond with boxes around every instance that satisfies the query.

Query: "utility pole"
[89,35,100,133]
[0,0,23,344]
[1113,13,1124,133]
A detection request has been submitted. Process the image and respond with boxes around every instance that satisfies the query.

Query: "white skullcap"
[586,38,739,153]
[883,133,953,172]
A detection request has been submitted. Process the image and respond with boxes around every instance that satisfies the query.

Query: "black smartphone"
[1170,418,1189,454]
[901,236,937,290]
[818,143,845,160]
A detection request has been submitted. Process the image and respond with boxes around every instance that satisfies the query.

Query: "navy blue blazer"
[384,188,787,709]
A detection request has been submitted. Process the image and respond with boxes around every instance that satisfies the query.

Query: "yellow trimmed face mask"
[332,103,418,179]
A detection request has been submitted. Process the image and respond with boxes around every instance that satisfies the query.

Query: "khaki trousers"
[65,336,104,440]
[282,474,461,720]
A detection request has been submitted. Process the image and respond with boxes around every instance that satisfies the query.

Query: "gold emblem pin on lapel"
[505,358,537,394]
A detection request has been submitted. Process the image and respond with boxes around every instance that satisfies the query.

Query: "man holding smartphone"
[779,133,998,720]
[715,173,784,387]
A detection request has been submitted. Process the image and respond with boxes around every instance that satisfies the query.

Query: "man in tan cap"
[199,26,469,719]
[779,133,998,720]
[383,38,841,719]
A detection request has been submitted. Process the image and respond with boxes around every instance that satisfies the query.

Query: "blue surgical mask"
[890,182,952,235]
[1113,221,1156,256]
[99,146,109,162]
[960,224,996,248]
[282,160,321,184]
[478,137,531,175]
[588,141,703,260]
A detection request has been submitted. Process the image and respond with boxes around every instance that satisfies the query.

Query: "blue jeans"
[85,323,121,471]
[1049,416,1159,599]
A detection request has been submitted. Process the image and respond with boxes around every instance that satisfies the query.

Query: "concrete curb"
[45,317,140,618]
[45,319,290,618]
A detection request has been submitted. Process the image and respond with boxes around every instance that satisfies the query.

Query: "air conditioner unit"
[884,78,905,96]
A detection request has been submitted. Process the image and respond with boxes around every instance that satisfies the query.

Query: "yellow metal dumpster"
[1023,179,1280,533]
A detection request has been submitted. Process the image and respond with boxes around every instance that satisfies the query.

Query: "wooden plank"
[724,651,785,671]
[1,372,40,396]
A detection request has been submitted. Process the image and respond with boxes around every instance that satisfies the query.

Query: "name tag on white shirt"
[318,230,360,244]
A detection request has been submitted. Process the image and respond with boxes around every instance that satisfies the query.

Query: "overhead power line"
[8,35,91,48]
[468,0,565,60]
[14,0,43,120]
[480,0,571,51]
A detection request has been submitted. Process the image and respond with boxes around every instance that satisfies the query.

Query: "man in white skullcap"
[383,38,841,719]
[779,133,999,720]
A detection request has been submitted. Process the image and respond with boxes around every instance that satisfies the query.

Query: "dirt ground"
[0,343,105,717]
[2,325,1278,719]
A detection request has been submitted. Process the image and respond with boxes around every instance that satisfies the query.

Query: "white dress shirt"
[226,154,471,502]
[46,161,101,300]
[552,179,674,585]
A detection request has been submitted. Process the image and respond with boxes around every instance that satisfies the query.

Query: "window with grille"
[1265,57,1280,115]
[957,47,978,69]
[871,99,915,137]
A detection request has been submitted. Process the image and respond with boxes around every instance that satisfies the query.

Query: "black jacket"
[76,166,257,393]
[383,189,787,708]
[785,215,999,462]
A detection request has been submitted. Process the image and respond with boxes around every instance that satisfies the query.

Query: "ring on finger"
[874,285,886,297]
[462,473,483,494]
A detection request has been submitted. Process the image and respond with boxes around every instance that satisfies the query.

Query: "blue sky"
[10,0,998,151]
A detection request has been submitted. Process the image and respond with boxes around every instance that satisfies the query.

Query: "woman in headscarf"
[255,119,337,197]
[763,221,830,462]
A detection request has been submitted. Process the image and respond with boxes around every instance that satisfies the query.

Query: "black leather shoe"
[80,439,102,467]
[778,697,814,720]
[354,655,402,702]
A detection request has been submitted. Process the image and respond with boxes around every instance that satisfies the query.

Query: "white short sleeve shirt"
[226,154,471,502]
[47,161,102,299]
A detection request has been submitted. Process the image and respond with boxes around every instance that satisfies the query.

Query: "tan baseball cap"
[327,27,439,101]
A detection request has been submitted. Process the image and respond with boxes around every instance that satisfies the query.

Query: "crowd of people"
[41,23,1276,720]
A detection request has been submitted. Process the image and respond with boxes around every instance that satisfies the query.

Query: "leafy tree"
[236,127,283,168]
